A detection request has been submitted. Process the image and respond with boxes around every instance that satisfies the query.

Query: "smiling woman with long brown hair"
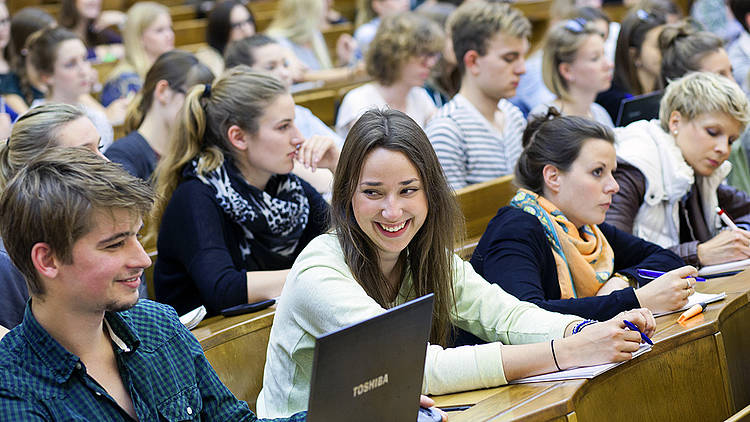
[257,108,657,419]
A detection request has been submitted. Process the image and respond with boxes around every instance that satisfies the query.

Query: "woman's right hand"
[295,135,340,172]
[556,308,653,369]
[634,266,697,313]
[697,229,750,265]
[105,97,130,126]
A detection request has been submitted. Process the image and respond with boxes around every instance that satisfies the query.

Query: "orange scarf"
[510,189,615,298]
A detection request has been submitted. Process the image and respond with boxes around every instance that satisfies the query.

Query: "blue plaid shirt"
[0,299,306,421]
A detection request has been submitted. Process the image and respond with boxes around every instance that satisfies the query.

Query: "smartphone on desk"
[220,299,276,317]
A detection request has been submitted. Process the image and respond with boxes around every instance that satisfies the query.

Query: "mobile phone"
[220,299,276,317]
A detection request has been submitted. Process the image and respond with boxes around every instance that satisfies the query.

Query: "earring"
[673,130,678,136]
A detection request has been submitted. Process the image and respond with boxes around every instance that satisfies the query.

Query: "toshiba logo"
[352,374,389,397]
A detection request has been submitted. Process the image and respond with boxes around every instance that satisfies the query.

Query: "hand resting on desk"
[501,308,655,381]
[697,229,750,265]
[420,395,448,422]
[556,308,655,370]
[634,265,698,313]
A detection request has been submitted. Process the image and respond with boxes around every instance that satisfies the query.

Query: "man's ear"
[30,242,59,280]
[542,164,562,194]
[463,49,481,77]
[226,125,248,151]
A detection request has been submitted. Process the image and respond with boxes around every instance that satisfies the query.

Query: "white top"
[614,119,729,247]
[426,94,526,190]
[335,83,437,139]
[353,18,380,55]
[294,104,344,148]
[256,233,579,418]
[529,102,614,128]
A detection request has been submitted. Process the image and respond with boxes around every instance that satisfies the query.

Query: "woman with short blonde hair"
[608,72,750,267]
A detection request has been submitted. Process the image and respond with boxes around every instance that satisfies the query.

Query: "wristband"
[572,319,597,334]
[551,339,561,371]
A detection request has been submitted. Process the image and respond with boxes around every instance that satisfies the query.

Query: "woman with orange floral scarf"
[457,110,695,347]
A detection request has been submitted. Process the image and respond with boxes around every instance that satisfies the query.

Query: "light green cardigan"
[256,233,581,418]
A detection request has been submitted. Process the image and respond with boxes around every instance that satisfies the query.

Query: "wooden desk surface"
[191,305,276,351]
[434,270,750,421]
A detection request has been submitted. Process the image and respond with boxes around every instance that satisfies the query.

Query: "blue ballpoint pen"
[636,268,706,282]
[623,319,653,345]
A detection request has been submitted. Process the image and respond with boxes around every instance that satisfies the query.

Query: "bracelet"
[572,319,597,335]
[551,340,561,371]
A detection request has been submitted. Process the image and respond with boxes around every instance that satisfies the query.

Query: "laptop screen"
[306,294,435,422]
[615,90,663,127]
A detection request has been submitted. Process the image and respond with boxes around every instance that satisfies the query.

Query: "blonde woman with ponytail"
[150,67,338,317]
[106,50,213,181]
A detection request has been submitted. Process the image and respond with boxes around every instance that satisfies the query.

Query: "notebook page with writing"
[509,343,651,384]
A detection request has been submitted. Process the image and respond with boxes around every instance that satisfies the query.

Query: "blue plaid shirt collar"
[19,302,141,384]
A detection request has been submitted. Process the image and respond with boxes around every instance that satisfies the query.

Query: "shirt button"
[95,392,102,397]
[74,363,82,370]
[186,406,193,415]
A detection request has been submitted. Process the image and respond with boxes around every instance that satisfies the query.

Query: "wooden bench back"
[454,175,516,259]
[192,310,276,412]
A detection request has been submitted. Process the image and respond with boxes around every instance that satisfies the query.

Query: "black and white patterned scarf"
[185,159,310,260]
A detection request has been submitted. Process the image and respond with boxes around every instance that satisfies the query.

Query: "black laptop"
[306,294,435,422]
[615,90,663,127]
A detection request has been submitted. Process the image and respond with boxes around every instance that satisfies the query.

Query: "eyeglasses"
[230,17,254,29]
[563,18,587,33]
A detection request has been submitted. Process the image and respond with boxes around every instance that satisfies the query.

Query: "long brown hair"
[331,109,463,346]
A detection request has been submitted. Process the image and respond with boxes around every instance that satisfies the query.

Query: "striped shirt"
[426,94,526,190]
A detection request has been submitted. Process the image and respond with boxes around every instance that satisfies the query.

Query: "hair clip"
[201,84,211,99]
[636,9,652,22]
[563,18,586,33]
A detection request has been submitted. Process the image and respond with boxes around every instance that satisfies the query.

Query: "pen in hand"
[636,269,705,282]
[623,319,653,345]
[717,207,739,230]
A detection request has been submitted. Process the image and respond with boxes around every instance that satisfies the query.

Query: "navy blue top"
[0,238,28,329]
[473,207,684,320]
[454,206,684,346]
[0,299,305,421]
[154,166,329,316]
[0,73,45,104]
[595,82,633,124]
[105,131,158,182]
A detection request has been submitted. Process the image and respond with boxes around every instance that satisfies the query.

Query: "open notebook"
[179,306,207,330]
[509,343,651,384]
[697,258,750,277]
[652,292,727,317]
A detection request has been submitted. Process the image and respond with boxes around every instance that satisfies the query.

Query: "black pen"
[439,405,472,412]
